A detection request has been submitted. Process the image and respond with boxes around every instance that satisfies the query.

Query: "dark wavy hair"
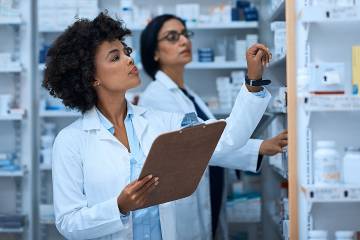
[42,12,131,113]
[140,14,186,80]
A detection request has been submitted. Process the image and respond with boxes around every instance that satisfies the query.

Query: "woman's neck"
[161,64,185,89]
[96,91,127,126]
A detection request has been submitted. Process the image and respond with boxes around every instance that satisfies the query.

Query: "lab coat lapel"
[82,107,116,142]
[156,71,196,114]
[131,105,155,156]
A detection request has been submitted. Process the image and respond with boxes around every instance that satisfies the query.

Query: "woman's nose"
[179,35,189,46]
[127,56,134,65]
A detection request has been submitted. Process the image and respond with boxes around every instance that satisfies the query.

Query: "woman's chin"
[181,58,192,66]
[128,77,141,89]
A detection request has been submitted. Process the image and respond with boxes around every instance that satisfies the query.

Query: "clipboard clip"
[180,112,204,129]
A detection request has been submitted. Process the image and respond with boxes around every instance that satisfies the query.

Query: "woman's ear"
[93,80,101,87]
[154,51,159,62]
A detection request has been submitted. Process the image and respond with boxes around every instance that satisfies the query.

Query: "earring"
[95,82,100,86]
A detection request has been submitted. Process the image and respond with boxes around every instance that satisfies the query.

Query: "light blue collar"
[96,102,134,134]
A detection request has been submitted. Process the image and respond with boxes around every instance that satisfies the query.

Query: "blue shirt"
[96,104,162,240]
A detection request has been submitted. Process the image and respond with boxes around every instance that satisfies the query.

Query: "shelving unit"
[128,21,259,31]
[303,95,360,112]
[300,6,360,23]
[302,185,360,204]
[287,1,360,239]
[259,1,288,239]
[0,170,25,177]
[0,63,22,73]
[0,114,25,121]
[137,61,248,70]
[0,227,24,234]
[0,16,22,25]
[39,110,81,118]
[0,1,35,240]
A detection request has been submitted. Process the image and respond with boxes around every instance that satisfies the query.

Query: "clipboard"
[138,120,226,209]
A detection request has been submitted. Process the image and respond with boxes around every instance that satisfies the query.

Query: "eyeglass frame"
[157,29,194,43]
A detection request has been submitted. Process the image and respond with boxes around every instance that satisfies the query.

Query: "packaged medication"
[309,230,328,240]
[309,63,346,95]
[335,231,355,240]
[235,40,247,63]
[314,141,341,185]
[270,22,286,58]
[352,46,360,95]
[343,147,360,185]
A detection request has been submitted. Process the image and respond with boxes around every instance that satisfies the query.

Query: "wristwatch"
[245,75,272,86]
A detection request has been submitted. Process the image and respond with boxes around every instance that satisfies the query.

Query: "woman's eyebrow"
[106,49,119,58]
[162,28,186,35]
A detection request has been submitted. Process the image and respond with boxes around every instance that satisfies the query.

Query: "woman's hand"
[259,130,288,156]
[246,43,272,80]
[117,175,159,214]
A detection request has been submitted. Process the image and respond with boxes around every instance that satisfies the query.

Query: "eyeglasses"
[158,30,194,43]
[122,42,133,56]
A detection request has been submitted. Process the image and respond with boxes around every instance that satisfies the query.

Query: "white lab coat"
[52,83,270,240]
[139,71,265,240]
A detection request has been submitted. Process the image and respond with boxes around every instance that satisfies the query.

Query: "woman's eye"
[168,33,177,41]
[111,55,119,62]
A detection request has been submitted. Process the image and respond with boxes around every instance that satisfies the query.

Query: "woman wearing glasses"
[139,14,288,239]
[45,12,272,240]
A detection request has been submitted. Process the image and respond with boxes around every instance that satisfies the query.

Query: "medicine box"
[309,62,346,94]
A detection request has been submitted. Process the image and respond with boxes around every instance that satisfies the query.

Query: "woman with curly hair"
[43,12,271,240]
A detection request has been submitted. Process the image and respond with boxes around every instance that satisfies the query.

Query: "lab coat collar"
[155,71,180,90]
[82,101,147,132]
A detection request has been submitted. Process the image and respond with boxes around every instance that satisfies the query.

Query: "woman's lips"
[180,49,191,55]
[129,66,138,75]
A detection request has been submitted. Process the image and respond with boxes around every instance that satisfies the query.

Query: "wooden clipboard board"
[138,120,226,208]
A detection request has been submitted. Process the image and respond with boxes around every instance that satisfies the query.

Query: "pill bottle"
[314,141,341,185]
[343,147,360,185]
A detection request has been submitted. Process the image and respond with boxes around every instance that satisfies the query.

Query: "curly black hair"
[42,12,131,113]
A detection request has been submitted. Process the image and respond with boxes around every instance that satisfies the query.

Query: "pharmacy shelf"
[40,21,259,33]
[187,61,247,69]
[301,185,360,203]
[39,110,81,118]
[0,113,25,121]
[0,227,24,233]
[0,63,22,73]
[0,16,22,25]
[269,0,285,21]
[302,95,360,112]
[39,164,52,171]
[300,6,360,23]
[137,61,247,70]
[268,55,286,68]
[40,218,55,225]
[129,21,259,31]
[0,170,24,177]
